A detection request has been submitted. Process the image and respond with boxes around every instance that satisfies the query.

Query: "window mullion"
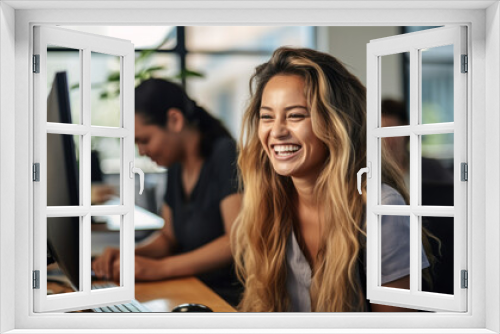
[409,46,420,294]
[81,48,92,294]
[373,124,454,138]
[410,214,419,293]
[122,50,135,289]
[373,205,455,216]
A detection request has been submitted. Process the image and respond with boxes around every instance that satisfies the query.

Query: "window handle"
[357,162,372,195]
[129,161,144,195]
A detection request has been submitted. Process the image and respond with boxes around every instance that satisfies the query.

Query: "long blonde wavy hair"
[232,47,412,312]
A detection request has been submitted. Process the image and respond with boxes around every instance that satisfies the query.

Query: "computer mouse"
[171,303,213,312]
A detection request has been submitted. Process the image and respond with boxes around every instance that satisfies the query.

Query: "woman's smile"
[272,144,302,160]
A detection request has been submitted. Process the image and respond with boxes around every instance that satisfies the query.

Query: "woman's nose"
[137,145,146,156]
[271,119,289,138]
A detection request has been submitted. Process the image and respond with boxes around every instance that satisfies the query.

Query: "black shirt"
[164,137,241,306]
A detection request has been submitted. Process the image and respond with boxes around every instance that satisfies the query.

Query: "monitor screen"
[46,71,81,291]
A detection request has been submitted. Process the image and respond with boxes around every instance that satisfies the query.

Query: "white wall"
[485,2,500,333]
[0,2,16,333]
[326,26,403,99]
[4,5,494,332]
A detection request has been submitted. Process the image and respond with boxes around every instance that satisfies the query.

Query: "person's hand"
[91,184,115,204]
[92,247,120,281]
[93,250,169,282]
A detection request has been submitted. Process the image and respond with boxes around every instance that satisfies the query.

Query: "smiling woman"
[232,47,433,312]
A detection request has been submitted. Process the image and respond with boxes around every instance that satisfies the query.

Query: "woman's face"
[134,114,180,167]
[258,75,328,180]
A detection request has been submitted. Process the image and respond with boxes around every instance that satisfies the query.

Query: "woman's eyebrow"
[284,105,308,112]
[260,105,308,111]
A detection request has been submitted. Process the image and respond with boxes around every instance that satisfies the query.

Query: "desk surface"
[135,277,236,312]
[48,275,236,312]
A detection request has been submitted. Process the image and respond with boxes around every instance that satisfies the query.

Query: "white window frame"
[33,25,136,312]
[1,1,498,333]
[365,26,467,312]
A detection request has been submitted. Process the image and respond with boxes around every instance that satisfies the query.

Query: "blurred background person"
[381,98,453,190]
[92,78,243,306]
[381,98,454,295]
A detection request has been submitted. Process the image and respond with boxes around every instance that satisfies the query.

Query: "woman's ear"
[165,108,185,133]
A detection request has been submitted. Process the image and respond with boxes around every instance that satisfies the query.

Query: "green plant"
[72,29,204,98]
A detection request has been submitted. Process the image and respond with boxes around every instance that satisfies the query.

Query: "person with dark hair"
[92,78,243,306]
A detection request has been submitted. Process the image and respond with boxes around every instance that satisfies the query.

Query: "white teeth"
[273,145,300,155]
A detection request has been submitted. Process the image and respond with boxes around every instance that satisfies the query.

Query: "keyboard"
[91,282,151,312]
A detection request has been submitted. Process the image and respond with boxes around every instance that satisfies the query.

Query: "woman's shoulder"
[208,136,237,161]
[213,136,236,152]
[381,184,406,206]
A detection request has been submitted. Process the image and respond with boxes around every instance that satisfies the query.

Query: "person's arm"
[134,204,177,258]
[92,204,177,280]
[132,193,242,281]
[370,275,416,312]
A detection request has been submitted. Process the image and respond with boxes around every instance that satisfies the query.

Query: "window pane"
[47,47,81,124]
[91,136,121,205]
[421,44,454,124]
[64,26,177,50]
[185,26,314,52]
[422,216,454,295]
[47,217,81,294]
[421,133,454,206]
[381,137,410,204]
[91,52,121,127]
[186,54,271,138]
[380,215,410,290]
[47,134,80,206]
[380,52,409,127]
[91,215,121,290]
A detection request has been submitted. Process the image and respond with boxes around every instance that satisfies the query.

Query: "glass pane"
[91,215,121,288]
[47,134,80,206]
[47,46,81,124]
[421,44,454,124]
[91,52,121,127]
[422,216,454,295]
[186,26,315,52]
[381,137,410,203]
[421,133,454,206]
[380,52,409,127]
[47,217,81,294]
[64,26,177,50]
[186,54,271,138]
[380,215,410,290]
[91,137,121,205]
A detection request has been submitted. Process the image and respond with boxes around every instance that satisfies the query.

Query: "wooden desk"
[135,277,236,312]
[48,275,236,312]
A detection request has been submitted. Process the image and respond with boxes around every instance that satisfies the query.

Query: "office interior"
[45,25,454,312]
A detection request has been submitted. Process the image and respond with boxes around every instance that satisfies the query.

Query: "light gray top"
[285,184,430,312]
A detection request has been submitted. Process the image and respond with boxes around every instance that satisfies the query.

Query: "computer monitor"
[46,71,81,291]
[46,72,164,291]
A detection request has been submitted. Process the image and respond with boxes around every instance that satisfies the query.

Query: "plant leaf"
[142,65,165,73]
[106,72,121,82]
[174,69,205,79]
